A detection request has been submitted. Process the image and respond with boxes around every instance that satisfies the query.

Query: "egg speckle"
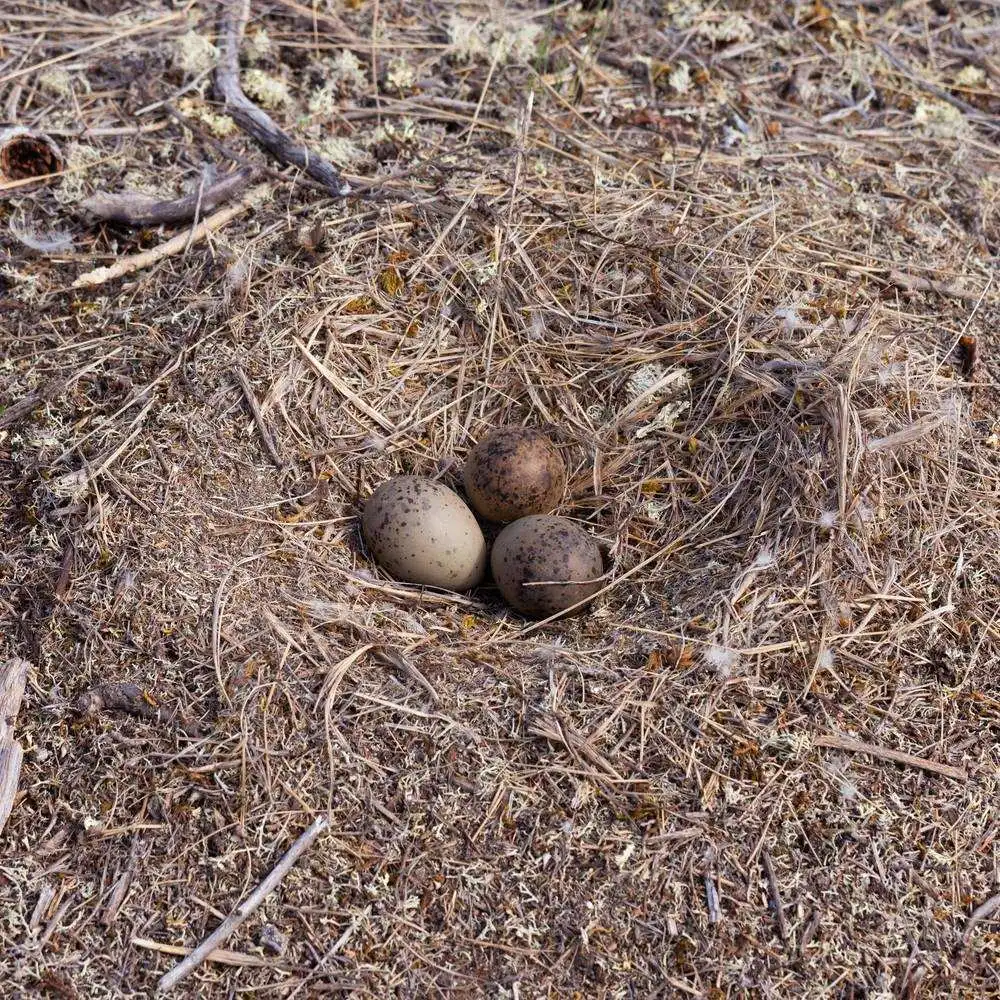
[463,426,566,523]
[491,515,603,617]
[362,476,486,590]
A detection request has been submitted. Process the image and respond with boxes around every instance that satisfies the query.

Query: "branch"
[814,732,967,781]
[72,182,270,289]
[216,0,350,196]
[156,815,329,993]
[886,269,979,302]
[81,168,255,227]
[961,891,1000,948]
[232,364,284,468]
[0,659,30,836]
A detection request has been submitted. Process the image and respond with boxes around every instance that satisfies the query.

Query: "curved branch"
[216,0,350,196]
[81,168,255,226]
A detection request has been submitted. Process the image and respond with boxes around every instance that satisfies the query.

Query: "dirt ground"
[1,1,999,997]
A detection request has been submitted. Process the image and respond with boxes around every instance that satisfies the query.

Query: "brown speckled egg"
[362,476,486,590]
[491,515,603,617]
[463,427,565,523]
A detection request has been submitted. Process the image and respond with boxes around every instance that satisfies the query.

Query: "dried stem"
[216,0,350,195]
[81,168,255,227]
[156,815,329,992]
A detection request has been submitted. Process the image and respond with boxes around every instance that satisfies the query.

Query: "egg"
[463,427,566,523]
[362,476,486,590]
[491,515,604,617]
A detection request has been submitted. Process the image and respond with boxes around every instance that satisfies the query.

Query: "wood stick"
[294,338,396,432]
[886,269,979,302]
[875,43,1000,130]
[133,937,275,968]
[961,890,1000,948]
[81,168,255,227]
[814,733,967,781]
[72,183,270,289]
[760,849,789,942]
[0,659,30,836]
[216,0,350,196]
[155,814,329,993]
[232,365,285,468]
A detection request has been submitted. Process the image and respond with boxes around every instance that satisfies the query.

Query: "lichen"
[242,69,292,109]
[174,30,217,76]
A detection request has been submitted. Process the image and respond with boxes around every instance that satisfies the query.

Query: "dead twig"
[814,732,967,781]
[233,365,284,468]
[0,659,29,836]
[81,168,255,227]
[216,0,350,196]
[74,682,201,736]
[875,44,1000,130]
[0,351,121,431]
[155,814,329,993]
[133,937,277,969]
[761,850,790,942]
[372,646,440,704]
[960,891,1000,949]
[886,269,980,302]
[72,183,270,288]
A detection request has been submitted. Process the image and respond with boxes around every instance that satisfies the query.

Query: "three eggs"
[361,427,604,617]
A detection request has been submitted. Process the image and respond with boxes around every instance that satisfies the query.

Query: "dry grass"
[2,1,1000,997]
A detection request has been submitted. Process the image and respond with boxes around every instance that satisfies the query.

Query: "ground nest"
[1,1,999,997]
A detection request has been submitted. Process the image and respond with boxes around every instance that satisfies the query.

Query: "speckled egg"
[362,476,486,591]
[463,427,566,523]
[491,515,604,617]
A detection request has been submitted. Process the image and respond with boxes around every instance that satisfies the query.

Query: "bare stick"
[876,44,1000,130]
[233,365,284,468]
[73,183,270,289]
[961,891,1000,948]
[886,269,979,302]
[0,350,121,431]
[134,937,275,968]
[373,646,439,704]
[81,169,255,227]
[216,0,350,196]
[74,681,202,736]
[156,814,328,993]
[814,733,967,781]
[760,850,789,942]
[0,659,29,836]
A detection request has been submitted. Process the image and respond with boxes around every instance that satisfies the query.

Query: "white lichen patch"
[39,67,76,97]
[244,26,273,64]
[308,82,340,117]
[447,13,541,65]
[174,30,217,76]
[491,22,542,64]
[316,136,369,168]
[448,15,489,61]
[913,100,969,138]
[120,169,167,196]
[384,57,417,94]
[699,12,754,44]
[52,142,105,205]
[331,49,367,92]
[669,61,692,94]
[176,97,236,137]
[242,69,292,109]
[954,64,985,88]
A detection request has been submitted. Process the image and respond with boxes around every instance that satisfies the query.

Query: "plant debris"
[1,0,998,996]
